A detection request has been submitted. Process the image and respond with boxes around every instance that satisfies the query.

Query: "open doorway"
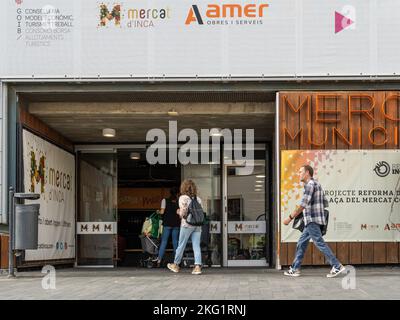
[116,149,181,267]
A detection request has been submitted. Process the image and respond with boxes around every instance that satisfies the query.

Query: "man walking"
[283,165,346,278]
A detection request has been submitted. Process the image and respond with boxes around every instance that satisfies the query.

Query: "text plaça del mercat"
[325,190,400,204]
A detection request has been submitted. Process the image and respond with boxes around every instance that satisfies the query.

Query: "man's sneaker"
[327,265,346,278]
[192,265,202,275]
[283,267,301,277]
[167,263,180,273]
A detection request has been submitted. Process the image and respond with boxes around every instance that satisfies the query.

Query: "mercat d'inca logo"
[30,151,46,193]
[99,3,121,26]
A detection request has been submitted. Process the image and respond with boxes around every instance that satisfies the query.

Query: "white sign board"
[1,0,399,78]
[23,129,75,261]
[281,150,400,242]
[77,222,117,235]
[228,221,266,234]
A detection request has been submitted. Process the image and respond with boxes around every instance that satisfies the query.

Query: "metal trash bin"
[14,203,40,250]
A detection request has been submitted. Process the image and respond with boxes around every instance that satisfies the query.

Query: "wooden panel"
[373,243,387,264]
[279,242,288,266]
[19,108,74,152]
[349,242,362,264]
[371,93,387,265]
[336,242,349,265]
[384,93,399,265]
[385,91,399,148]
[1,235,9,270]
[362,242,374,264]
[279,91,400,266]
[287,243,297,265]
[386,243,399,264]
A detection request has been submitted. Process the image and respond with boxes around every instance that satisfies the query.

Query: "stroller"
[181,221,211,268]
[139,234,160,268]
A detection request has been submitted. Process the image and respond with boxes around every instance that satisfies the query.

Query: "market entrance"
[75,143,270,268]
[17,91,275,268]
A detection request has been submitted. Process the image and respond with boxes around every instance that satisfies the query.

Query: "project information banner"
[23,129,75,261]
[281,150,400,242]
[1,0,400,78]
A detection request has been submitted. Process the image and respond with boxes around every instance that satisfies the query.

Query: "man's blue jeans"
[157,226,180,261]
[292,222,341,270]
[174,226,202,266]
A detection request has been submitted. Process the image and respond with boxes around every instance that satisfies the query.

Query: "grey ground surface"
[0,266,399,300]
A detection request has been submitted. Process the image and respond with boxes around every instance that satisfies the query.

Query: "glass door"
[181,146,222,266]
[223,148,268,267]
[77,151,118,266]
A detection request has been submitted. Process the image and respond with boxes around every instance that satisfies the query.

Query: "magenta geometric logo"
[335,11,354,34]
[15,0,23,5]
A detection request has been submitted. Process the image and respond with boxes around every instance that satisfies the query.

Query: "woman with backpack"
[153,186,181,267]
[167,179,203,275]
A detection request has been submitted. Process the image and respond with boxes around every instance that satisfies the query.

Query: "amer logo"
[384,223,400,231]
[186,5,203,25]
[99,3,121,27]
[185,2,269,26]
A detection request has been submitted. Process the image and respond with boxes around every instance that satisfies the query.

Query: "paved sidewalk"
[0,266,399,300]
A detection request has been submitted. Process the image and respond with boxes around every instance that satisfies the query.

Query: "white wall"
[2,0,400,78]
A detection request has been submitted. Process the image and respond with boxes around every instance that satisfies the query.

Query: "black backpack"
[186,196,205,226]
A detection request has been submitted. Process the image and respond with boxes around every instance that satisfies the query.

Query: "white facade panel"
[1,0,400,78]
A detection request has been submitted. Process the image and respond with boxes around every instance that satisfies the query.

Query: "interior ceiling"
[22,92,276,143]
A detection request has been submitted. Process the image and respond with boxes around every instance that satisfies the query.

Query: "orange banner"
[118,188,170,209]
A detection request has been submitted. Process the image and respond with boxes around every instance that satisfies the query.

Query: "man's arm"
[283,183,314,226]
[283,205,305,225]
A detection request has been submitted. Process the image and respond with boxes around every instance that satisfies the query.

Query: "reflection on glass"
[182,150,222,266]
[78,153,117,266]
[227,161,266,261]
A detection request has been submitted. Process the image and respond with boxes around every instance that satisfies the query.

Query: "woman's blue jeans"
[174,226,202,266]
[157,226,180,261]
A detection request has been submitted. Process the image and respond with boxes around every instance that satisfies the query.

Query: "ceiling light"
[102,128,116,138]
[256,180,264,183]
[210,128,223,137]
[256,175,265,178]
[167,109,179,116]
[255,185,263,188]
[130,152,141,160]
[255,189,262,192]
